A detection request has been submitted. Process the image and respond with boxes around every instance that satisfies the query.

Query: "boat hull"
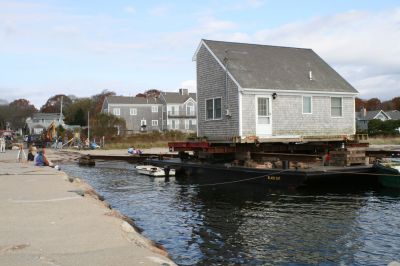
[374,163,400,189]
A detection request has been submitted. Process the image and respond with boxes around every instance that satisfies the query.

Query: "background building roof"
[162,92,196,104]
[106,96,163,104]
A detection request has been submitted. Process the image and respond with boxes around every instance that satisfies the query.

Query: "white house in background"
[160,89,197,132]
[356,108,400,131]
[193,39,358,141]
[26,113,65,134]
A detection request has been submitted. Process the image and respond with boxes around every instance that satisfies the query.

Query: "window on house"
[185,120,189,129]
[113,108,120,116]
[152,120,158,126]
[152,106,158,113]
[186,102,195,115]
[206,98,222,120]
[257,98,268,116]
[331,97,342,117]
[191,119,197,125]
[303,96,312,114]
[130,108,137,116]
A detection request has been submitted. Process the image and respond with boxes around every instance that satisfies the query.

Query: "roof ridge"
[203,39,312,51]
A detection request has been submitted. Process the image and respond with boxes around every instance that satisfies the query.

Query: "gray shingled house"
[102,96,164,133]
[356,108,400,131]
[193,39,358,141]
[160,89,197,132]
[102,89,197,134]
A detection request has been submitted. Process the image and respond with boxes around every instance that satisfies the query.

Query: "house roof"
[161,92,197,104]
[199,39,358,94]
[32,113,64,120]
[106,96,163,105]
[386,110,400,120]
[356,110,391,121]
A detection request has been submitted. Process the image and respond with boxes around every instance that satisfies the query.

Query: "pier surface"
[0,150,176,266]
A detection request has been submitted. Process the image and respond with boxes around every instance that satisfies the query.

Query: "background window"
[331,97,342,117]
[214,98,221,119]
[152,120,158,126]
[151,106,158,113]
[113,108,120,116]
[130,108,137,115]
[303,96,312,114]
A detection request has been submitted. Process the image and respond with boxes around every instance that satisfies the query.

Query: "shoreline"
[0,149,176,266]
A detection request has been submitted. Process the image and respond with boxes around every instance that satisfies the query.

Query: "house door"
[256,96,272,137]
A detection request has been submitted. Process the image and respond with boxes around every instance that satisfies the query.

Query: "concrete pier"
[0,149,176,266]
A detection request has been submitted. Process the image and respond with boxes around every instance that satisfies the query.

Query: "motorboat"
[135,165,176,177]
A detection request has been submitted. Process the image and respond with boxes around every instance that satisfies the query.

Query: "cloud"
[123,5,136,14]
[180,80,196,92]
[230,0,264,10]
[251,9,400,99]
[149,5,169,17]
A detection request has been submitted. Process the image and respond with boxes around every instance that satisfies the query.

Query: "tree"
[91,90,115,114]
[7,99,38,130]
[64,98,92,126]
[91,113,126,137]
[40,94,72,113]
[136,89,161,98]
[391,97,400,110]
[365,98,382,111]
[355,97,366,111]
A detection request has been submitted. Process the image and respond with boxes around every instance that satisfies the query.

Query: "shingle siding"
[271,95,355,135]
[109,104,162,132]
[197,45,239,139]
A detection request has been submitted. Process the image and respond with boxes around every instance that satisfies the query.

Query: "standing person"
[16,143,27,162]
[0,136,5,153]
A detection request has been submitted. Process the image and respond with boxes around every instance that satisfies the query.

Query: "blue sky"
[0,0,399,108]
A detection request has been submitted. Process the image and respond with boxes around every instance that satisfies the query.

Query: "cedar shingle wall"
[197,45,239,139]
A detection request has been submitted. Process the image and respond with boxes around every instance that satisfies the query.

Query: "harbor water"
[63,161,400,265]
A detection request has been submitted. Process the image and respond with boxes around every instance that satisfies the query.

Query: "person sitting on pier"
[34,149,52,167]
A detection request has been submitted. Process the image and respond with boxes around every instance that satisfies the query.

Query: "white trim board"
[241,88,358,96]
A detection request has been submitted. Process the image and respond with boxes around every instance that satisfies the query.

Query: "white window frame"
[152,120,158,126]
[184,119,189,129]
[141,119,147,126]
[331,97,343,118]
[302,96,312,114]
[151,105,158,113]
[191,119,197,125]
[205,97,222,120]
[113,108,120,116]
[130,108,137,116]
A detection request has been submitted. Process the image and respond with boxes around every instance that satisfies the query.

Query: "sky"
[0,0,399,109]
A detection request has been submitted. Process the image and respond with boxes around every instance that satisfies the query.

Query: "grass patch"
[103,131,195,150]
[368,136,400,145]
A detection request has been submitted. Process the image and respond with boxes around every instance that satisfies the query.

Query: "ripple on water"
[62,162,400,266]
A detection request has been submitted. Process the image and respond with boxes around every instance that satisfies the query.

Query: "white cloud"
[149,5,169,17]
[180,80,197,92]
[123,5,136,14]
[252,9,400,99]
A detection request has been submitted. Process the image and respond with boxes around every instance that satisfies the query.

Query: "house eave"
[240,88,358,96]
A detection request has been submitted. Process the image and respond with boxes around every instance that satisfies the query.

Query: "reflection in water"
[63,162,400,266]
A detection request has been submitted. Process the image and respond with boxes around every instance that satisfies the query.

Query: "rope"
[195,169,289,187]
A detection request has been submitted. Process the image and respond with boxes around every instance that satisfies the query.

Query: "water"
[63,161,400,265]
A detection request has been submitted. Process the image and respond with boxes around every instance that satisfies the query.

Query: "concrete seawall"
[0,149,176,266]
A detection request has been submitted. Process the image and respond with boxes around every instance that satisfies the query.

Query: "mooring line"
[195,169,290,187]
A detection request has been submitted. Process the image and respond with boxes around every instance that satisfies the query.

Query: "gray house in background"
[102,96,163,133]
[102,89,197,134]
[160,89,197,132]
[356,108,400,131]
[193,39,358,141]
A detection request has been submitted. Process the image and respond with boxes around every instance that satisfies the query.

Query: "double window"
[152,120,158,126]
[113,108,120,116]
[130,108,137,116]
[331,97,343,117]
[151,105,158,113]
[206,98,222,120]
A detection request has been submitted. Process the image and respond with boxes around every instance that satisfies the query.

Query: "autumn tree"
[91,113,126,137]
[355,98,366,111]
[6,99,38,130]
[40,94,72,113]
[136,89,161,98]
[365,98,382,111]
[64,98,92,126]
[91,90,115,114]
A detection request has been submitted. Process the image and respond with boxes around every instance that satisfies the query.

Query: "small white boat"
[135,165,176,177]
